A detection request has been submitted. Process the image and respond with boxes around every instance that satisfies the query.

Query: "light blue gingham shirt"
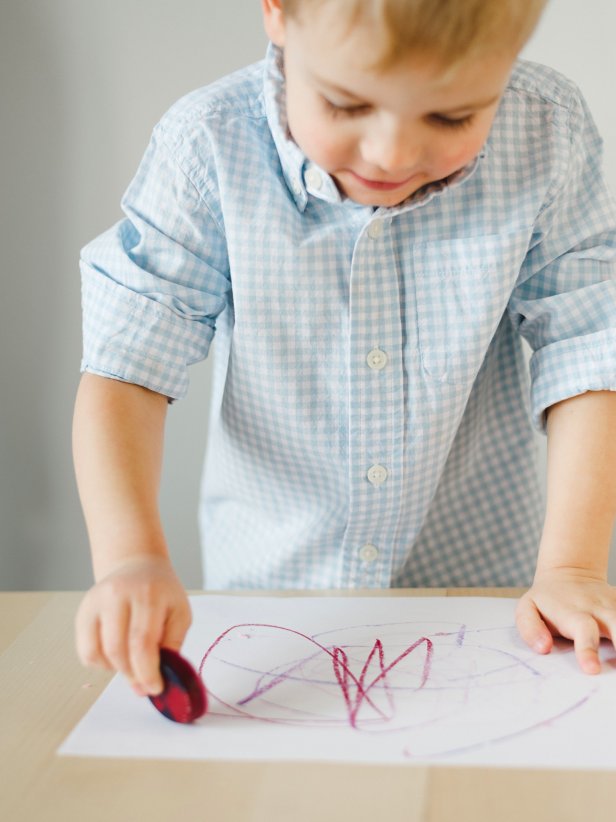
[80,45,616,589]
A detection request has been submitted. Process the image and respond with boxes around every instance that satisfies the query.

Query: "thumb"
[515,595,553,654]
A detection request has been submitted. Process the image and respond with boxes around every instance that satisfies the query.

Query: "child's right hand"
[75,556,192,696]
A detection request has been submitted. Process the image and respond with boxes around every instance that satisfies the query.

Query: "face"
[263,1,517,207]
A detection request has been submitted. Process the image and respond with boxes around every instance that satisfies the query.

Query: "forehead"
[285,9,515,109]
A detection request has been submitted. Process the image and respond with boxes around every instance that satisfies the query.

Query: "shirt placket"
[340,215,405,587]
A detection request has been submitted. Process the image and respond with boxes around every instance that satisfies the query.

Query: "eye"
[322,97,370,118]
[431,114,475,130]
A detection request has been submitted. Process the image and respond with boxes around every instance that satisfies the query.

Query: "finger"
[160,602,192,652]
[604,617,616,651]
[571,615,601,675]
[604,618,616,667]
[75,603,112,670]
[128,604,165,696]
[99,600,133,678]
[515,596,553,654]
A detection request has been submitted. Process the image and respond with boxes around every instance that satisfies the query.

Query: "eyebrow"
[315,76,500,113]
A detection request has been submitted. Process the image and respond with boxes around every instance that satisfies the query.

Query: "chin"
[357,194,407,207]
[343,183,420,208]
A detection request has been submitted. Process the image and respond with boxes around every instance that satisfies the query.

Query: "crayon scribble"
[196,620,599,759]
[199,624,433,729]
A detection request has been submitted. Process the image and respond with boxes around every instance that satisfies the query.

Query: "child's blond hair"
[281,0,549,74]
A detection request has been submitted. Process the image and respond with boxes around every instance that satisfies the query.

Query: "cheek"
[432,132,486,177]
[434,112,497,176]
[287,102,353,170]
[308,132,353,170]
[289,117,352,171]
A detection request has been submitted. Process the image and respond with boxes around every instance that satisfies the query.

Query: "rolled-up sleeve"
[507,84,616,432]
[80,122,230,400]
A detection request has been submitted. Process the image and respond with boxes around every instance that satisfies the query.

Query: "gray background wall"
[1,0,615,590]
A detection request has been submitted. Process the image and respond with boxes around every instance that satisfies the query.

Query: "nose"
[360,119,420,174]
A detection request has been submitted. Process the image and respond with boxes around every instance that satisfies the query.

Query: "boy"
[74,0,616,698]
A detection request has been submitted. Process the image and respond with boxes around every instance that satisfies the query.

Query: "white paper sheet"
[58,595,616,768]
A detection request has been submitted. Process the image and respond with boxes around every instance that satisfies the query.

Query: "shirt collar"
[263,42,488,215]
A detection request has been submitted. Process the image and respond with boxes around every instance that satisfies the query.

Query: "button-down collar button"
[291,178,302,195]
[366,348,388,370]
[367,464,388,486]
[305,167,323,190]
[359,543,379,562]
[367,219,383,239]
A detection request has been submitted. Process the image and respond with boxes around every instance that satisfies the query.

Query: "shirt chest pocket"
[411,230,530,384]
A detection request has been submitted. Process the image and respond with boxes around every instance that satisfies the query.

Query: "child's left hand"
[515,568,616,674]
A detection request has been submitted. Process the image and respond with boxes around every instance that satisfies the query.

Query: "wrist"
[533,564,608,585]
[90,530,170,582]
[536,520,612,578]
[534,535,610,582]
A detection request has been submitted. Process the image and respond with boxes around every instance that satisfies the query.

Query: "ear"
[261,0,287,47]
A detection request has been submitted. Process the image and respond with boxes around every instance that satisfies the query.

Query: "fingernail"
[131,682,146,697]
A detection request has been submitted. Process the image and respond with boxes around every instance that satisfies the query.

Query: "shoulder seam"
[506,60,578,112]
[155,125,227,240]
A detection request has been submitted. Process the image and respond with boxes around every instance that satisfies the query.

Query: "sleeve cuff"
[529,329,616,433]
[80,264,215,401]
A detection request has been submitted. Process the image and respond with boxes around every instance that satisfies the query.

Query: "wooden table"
[1,589,614,822]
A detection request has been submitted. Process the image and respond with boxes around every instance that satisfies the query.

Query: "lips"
[349,170,419,191]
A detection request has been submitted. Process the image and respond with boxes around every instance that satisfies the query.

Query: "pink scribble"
[198,623,433,729]
[332,637,433,727]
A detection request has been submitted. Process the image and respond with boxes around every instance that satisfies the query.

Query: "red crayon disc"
[148,648,208,724]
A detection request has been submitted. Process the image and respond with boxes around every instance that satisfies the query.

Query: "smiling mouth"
[348,171,420,191]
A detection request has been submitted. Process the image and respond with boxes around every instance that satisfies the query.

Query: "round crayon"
[148,647,208,723]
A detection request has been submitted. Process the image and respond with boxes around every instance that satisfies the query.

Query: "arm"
[516,390,616,673]
[73,110,230,692]
[538,389,616,574]
[73,373,191,694]
[73,372,169,579]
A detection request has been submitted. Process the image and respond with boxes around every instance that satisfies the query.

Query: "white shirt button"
[291,178,302,195]
[359,543,379,562]
[367,220,383,239]
[305,167,323,190]
[367,464,388,485]
[366,347,388,370]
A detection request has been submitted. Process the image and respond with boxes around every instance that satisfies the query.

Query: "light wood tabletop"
[1,588,614,822]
